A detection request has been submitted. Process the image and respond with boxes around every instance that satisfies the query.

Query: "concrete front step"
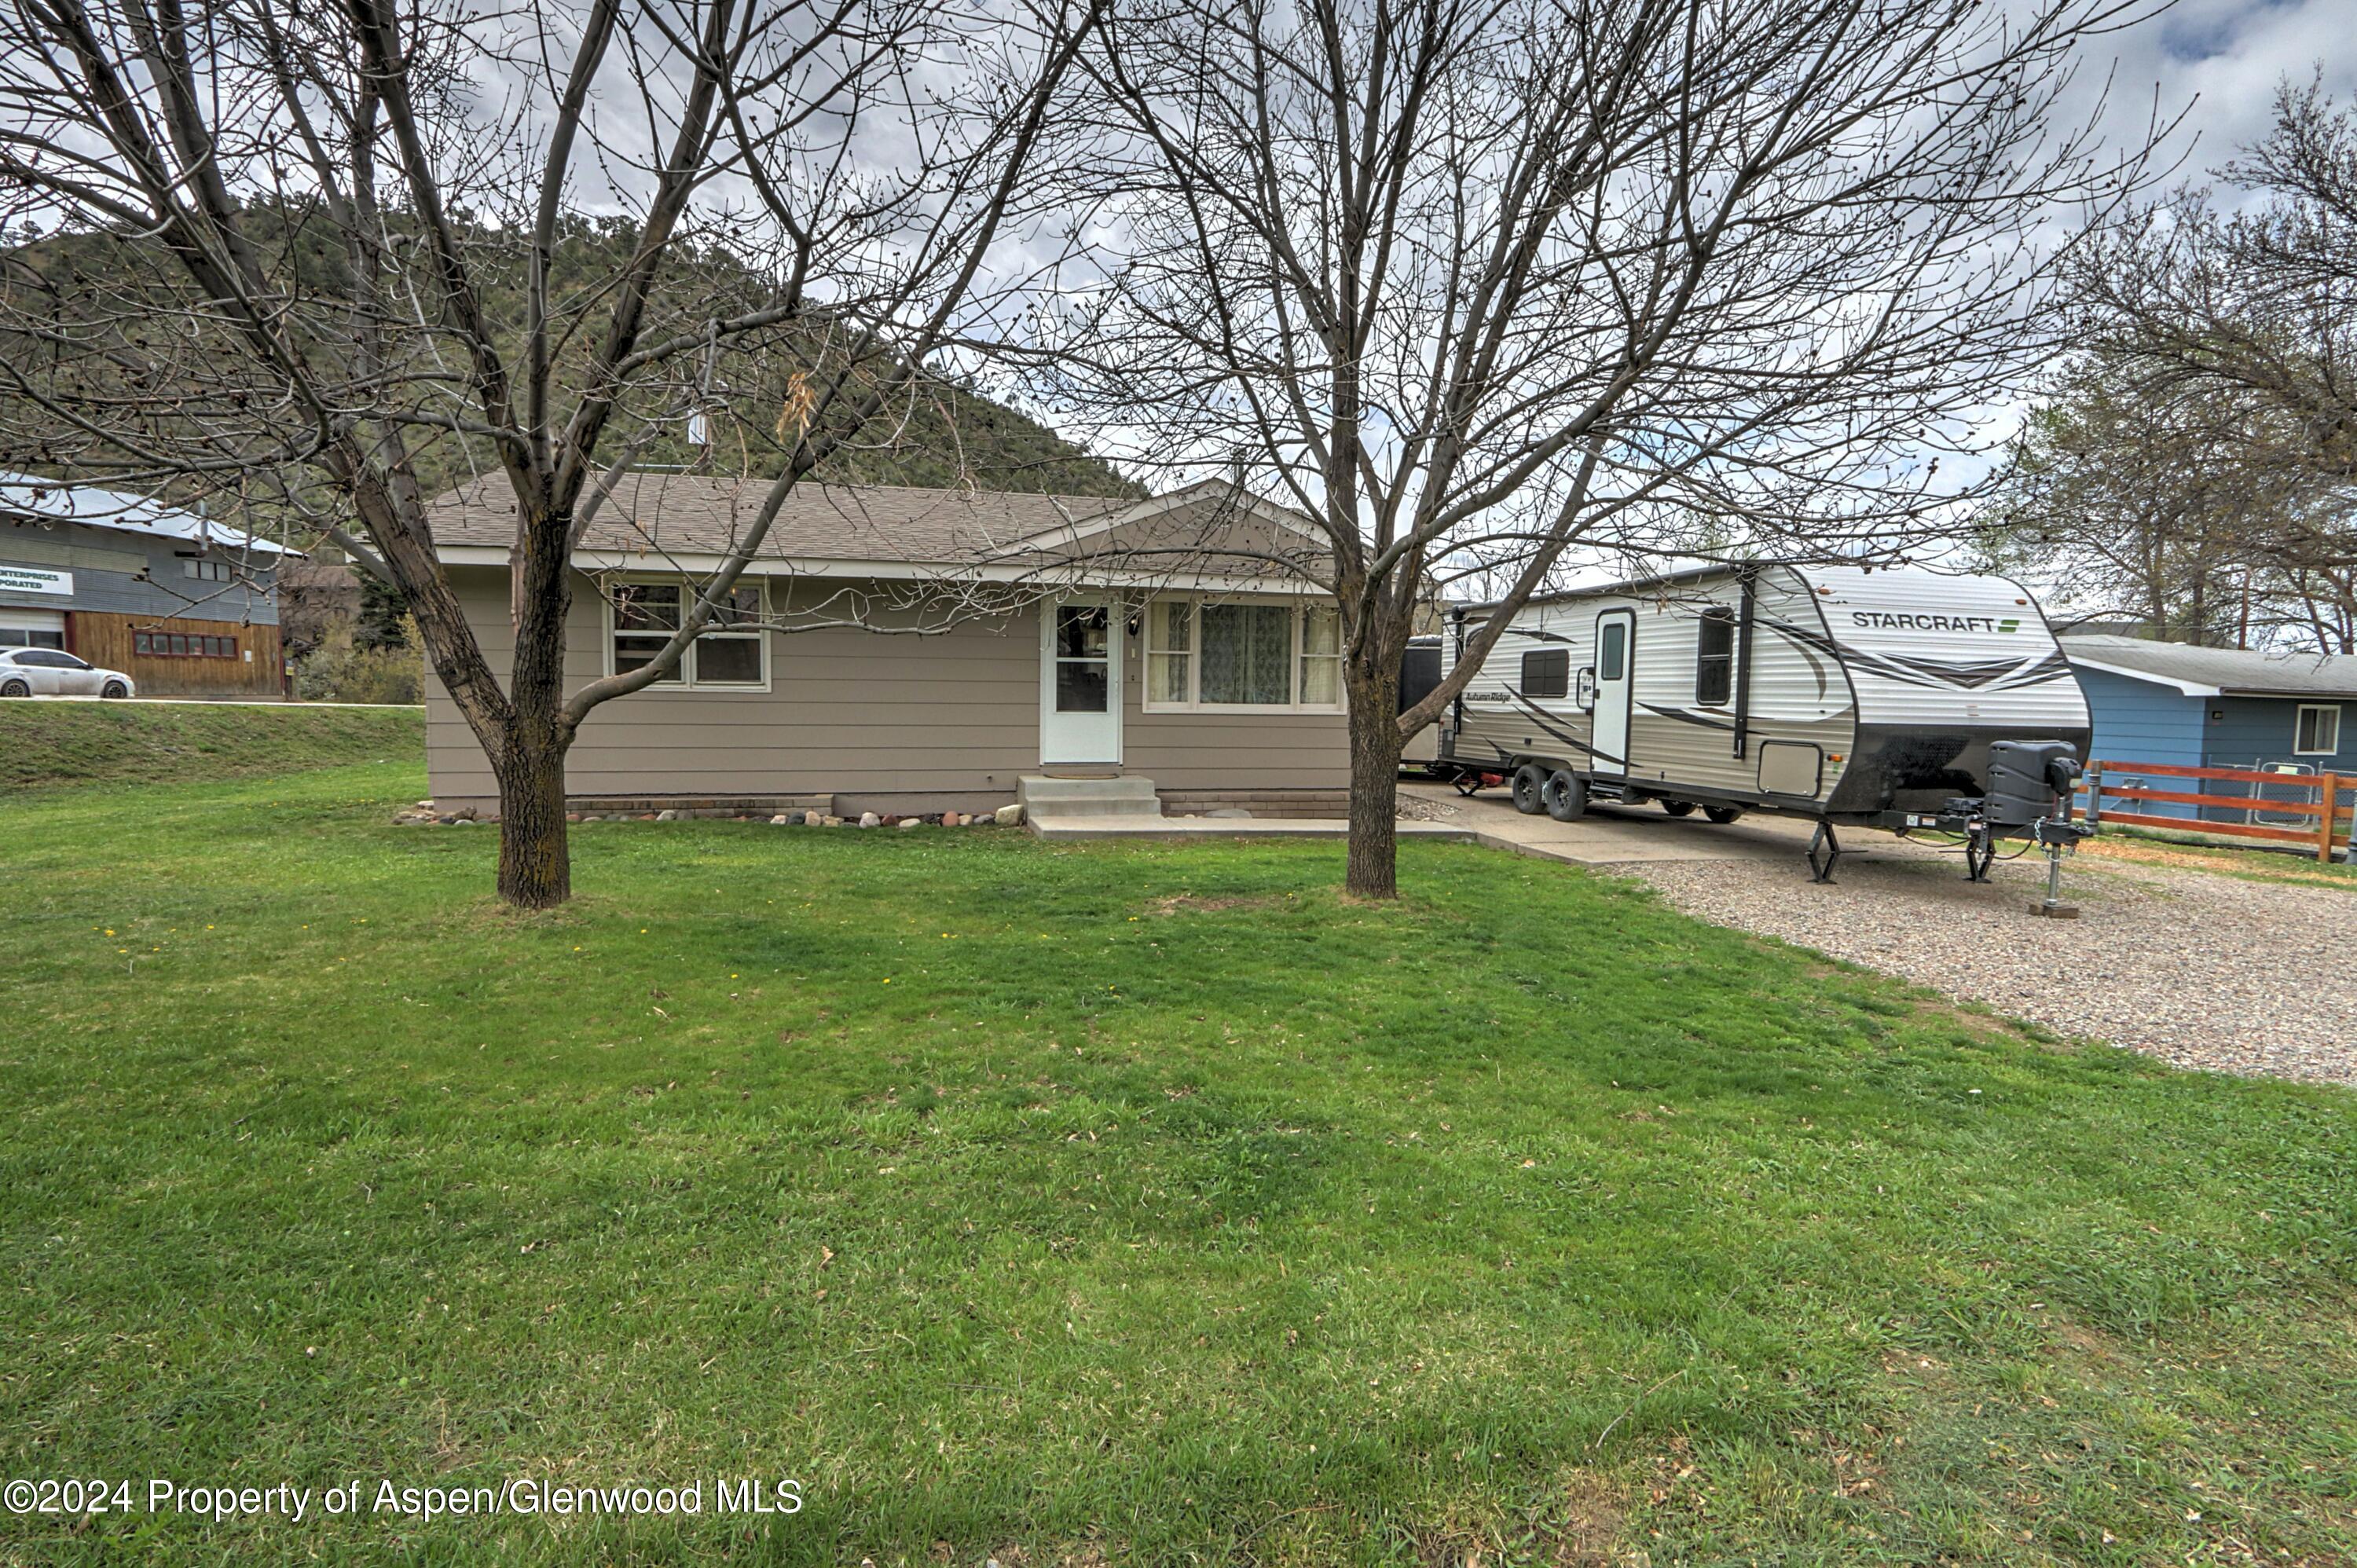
[1018,775,1163,819]
[1029,814,1478,842]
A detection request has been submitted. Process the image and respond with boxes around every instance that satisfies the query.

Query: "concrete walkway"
[13,694,418,709]
[1028,779,1939,877]
[1395,782,1943,870]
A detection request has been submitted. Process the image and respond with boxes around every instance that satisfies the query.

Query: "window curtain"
[1201,603,1292,704]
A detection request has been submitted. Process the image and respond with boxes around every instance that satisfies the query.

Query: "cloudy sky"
[2090,0,2352,193]
[1519,0,2353,591]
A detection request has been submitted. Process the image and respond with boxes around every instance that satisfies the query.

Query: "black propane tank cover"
[1983,739,2082,828]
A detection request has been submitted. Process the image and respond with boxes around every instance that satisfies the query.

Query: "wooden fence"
[2084,760,2353,862]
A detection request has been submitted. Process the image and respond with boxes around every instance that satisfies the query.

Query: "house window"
[1695,607,1735,706]
[1146,600,1191,704]
[2295,704,2341,757]
[1142,599,1344,712]
[181,558,229,582]
[1299,606,1341,705]
[1201,603,1291,703]
[607,579,768,689]
[694,585,767,685]
[611,582,684,682]
[1520,648,1569,700]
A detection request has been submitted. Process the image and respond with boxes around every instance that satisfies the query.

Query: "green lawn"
[0,699,422,789]
[4,764,2353,1566]
[2084,828,2357,892]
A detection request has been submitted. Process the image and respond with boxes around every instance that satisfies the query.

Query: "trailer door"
[1592,609,1634,775]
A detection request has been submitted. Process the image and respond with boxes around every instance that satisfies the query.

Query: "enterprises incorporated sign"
[0,562,71,597]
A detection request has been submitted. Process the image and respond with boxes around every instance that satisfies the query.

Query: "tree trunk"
[1343,660,1406,899]
[493,503,579,908]
[492,729,572,909]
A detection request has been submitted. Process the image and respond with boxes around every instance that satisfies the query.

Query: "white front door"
[1041,599,1122,765]
[1591,609,1634,775]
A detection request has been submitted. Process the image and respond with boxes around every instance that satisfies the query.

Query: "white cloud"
[2076,0,2354,196]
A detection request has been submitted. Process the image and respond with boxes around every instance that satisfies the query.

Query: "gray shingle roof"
[2062,634,2357,698]
[421,474,1129,566]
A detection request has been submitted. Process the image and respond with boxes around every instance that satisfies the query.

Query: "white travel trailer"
[1435,562,2092,879]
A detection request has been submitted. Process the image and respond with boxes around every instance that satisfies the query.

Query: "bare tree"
[2066,78,2357,646]
[1971,352,2333,647]
[1040,0,2164,897]
[0,0,1101,906]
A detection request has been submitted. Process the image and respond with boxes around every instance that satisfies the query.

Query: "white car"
[0,647,136,698]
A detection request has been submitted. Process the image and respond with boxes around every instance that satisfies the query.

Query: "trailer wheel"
[1659,800,1696,817]
[1510,764,1548,815]
[1703,804,1744,825]
[1543,770,1588,822]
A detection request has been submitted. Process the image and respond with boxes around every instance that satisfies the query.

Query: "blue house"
[2060,634,2357,832]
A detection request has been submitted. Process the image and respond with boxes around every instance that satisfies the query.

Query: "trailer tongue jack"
[2028,816,2090,918]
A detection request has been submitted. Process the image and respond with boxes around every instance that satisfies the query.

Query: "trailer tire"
[1659,800,1695,817]
[1543,770,1587,822]
[1510,764,1548,815]
[1703,804,1744,825]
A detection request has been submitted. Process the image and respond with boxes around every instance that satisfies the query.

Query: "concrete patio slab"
[1024,781,1956,879]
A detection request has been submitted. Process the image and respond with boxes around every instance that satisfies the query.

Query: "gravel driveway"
[1630,848,2357,1086]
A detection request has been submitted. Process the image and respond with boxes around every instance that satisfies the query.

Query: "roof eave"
[2061,654,2221,697]
[431,543,1324,595]
[2216,685,2357,702]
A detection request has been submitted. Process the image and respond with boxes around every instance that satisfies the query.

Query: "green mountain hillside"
[0,211,1138,521]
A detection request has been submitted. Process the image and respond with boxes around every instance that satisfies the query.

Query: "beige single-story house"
[421,474,1352,819]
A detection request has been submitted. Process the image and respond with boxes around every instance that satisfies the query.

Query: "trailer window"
[1520,648,1569,699]
[2295,704,2341,756]
[1598,622,1626,682]
[1695,607,1735,706]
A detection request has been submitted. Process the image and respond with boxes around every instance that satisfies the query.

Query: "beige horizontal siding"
[425,567,1348,801]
